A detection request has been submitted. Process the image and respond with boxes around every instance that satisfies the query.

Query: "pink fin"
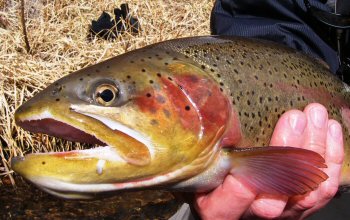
[229,147,328,196]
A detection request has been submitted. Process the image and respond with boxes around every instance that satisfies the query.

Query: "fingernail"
[310,106,327,129]
[289,113,306,135]
[330,123,342,139]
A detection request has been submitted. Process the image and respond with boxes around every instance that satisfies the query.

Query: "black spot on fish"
[168,77,173,81]
[185,106,191,111]
[130,60,134,63]
[259,97,263,104]
[157,73,161,77]
[42,161,46,165]
[201,65,206,69]
[55,98,60,102]
[164,62,169,65]
[106,65,110,69]
[146,93,152,98]
[127,75,131,79]
[142,69,146,72]
[79,78,83,81]
[217,74,221,78]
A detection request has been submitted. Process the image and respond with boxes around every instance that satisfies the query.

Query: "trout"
[12,36,350,199]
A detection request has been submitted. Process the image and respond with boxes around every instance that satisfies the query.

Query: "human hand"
[195,103,344,219]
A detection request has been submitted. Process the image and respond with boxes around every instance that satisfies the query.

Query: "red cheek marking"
[162,78,201,131]
[134,81,201,133]
[134,93,159,114]
[168,75,242,145]
[172,75,229,131]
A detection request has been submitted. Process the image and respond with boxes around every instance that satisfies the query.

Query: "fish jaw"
[11,145,216,199]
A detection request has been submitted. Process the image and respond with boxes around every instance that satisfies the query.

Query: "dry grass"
[0,0,213,185]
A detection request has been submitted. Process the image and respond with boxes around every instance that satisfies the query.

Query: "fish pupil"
[99,89,114,102]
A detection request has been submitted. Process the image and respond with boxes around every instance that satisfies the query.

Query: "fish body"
[12,36,350,199]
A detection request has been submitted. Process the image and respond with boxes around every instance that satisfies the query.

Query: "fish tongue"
[227,146,328,196]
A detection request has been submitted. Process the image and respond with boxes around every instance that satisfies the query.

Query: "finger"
[246,110,307,219]
[300,120,344,219]
[270,109,307,147]
[195,175,255,220]
[284,104,330,215]
[302,103,329,155]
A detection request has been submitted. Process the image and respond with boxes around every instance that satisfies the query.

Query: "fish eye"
[94,84,119,106]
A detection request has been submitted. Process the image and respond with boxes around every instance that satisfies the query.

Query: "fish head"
[12,48,232,198]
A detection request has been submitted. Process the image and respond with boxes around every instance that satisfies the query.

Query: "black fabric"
[211,0,339,73]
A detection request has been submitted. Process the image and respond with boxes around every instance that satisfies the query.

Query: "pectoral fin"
[227,147,328,196]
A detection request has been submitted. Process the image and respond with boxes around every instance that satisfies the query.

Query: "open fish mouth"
[11,109,185,199]
[16,118,105,147]
[13,105,155,162]
[11,104,162,195]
